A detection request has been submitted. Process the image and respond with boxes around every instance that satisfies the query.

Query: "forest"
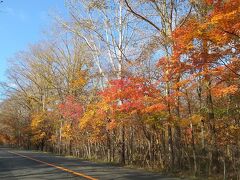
[0,0,239,179]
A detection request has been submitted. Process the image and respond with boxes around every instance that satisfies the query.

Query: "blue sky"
[0,0,66,82]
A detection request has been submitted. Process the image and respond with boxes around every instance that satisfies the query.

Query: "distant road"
[0,148,180,180]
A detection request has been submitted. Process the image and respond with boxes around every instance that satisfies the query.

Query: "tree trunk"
[120,125,126,165]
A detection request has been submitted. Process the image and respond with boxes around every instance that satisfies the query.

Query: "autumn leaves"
[0,0,240,178]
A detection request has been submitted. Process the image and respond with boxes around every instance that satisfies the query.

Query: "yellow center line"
[8,151,98,180]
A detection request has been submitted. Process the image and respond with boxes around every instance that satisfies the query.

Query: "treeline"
[0,0,240,179]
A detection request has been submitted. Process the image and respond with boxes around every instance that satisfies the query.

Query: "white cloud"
[19,10,27,21]
[3,7,28,22]
[4,7,15,16]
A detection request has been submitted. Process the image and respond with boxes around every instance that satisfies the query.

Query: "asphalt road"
[0,148,180,180]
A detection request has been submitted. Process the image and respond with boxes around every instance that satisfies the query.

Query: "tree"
[0,0,240,178]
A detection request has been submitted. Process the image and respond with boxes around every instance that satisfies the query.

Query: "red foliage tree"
[58,95,83,122]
